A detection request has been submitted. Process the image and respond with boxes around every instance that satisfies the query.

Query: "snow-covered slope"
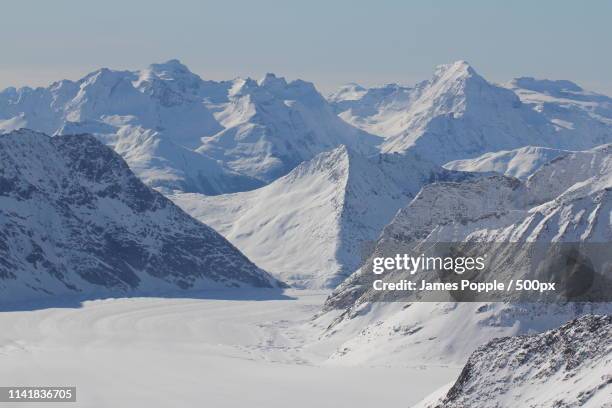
[329,83,414,138]
[327,83,367,104]
[330,61,612,164]
[197,74,381,181]
[518,143,611,218]
[0,129,281,304]
[0,60,379,193]
[0,290,458,408]
[428,315,611,408]
[316,143,611,364]
[171,146,452,289]
[98,125,264,194]
[443,146,569,179]
[327,144,611,308]
[506,76,612,140]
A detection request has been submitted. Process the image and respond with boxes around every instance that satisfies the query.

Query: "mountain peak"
[433,60,481,83]
[336,83,366,93]
[328,83,367,103]
[172,143,420,289]
[343,82,366,91]
[141,59,203,87]
[81,67,134,86]
[258,73,288,88]
[325,144,351,162]
[287,144,351,179]
[231,74,324,108]
[148,59,192,75]
[135,59,205,105]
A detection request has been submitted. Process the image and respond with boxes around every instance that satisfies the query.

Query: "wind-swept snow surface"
[0,291,459,408]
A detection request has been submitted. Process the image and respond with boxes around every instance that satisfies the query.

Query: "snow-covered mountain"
[426,315,611,408]
[171,146,457,289]
[329,83,414,138]
[329,61,612,164]
[443,145,569,179]
[197,74,381,182]
[316,143,611,364]
[98,125,265,195]
[0,60,379,193]
[326,143,611,307]
[327,83,367,104]
[0,129,281,304]
[506,76,612,140]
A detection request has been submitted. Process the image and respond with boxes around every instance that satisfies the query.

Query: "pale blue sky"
[2,0,611,95]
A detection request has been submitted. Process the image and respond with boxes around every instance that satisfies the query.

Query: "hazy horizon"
[2,0,611,95]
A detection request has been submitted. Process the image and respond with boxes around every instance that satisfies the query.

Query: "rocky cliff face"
[0,129,281,304]
[313,143,610,366]
[431,315,612,408]
[325,143,611,309]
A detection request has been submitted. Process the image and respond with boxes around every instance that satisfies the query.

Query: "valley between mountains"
[0,59,610,407]
[0,291,460,408]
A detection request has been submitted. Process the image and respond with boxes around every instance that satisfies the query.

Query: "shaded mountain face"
[314,144,611,365]
[329,61,612,164]
[431,315,612,408]
[0,60,379,193]
[326,143,611,309]
[171,145,462,289]
[0,130,281,304]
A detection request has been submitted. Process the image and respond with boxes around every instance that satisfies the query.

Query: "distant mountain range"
[330,60,612,163]
[0,59,610,307]
[2,60,611,199]
[0,60,379,195]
